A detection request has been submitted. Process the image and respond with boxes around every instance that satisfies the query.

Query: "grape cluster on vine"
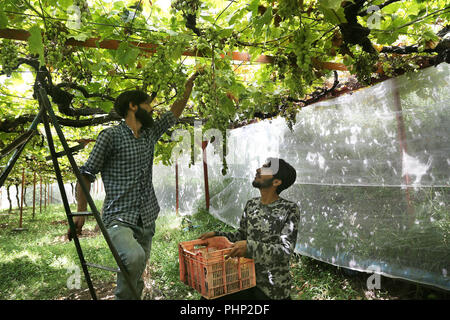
[43,22,70,70]
[193,67,235,130]
[0,40,20,77]
[140,39,189,101]
[351,51,379,85]
[73,0,92,25]
[292,28,314,85]
[272,28,316,98]
[171,0,200,15]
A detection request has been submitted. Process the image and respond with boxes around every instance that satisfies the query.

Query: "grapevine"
[277,0,302,19]
[272,28,316,99]
[73,0,92,25]
[193,67,217,120]
[0,39,20,77]
[292,28,314,86]
[193,65,239,175]
[379,54,419,78]
[171,0,200,16]
[43,22,69,70]
[350,50,379,85]
[140,38,189,100]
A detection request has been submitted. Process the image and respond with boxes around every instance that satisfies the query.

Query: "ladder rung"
[45,143,85,161]
[85,262,120,273]
[69,211,93,217]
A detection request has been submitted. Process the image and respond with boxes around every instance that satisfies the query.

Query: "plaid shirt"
[79,111,177,228]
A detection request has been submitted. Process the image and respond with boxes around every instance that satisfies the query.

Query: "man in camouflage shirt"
[200,158,300,299]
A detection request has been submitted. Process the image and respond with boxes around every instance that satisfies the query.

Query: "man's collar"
[120,121,149,138]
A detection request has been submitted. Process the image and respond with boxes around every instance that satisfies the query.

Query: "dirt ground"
[56,265,165,300]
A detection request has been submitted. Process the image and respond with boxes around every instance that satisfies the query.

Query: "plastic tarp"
[152,64,450,290]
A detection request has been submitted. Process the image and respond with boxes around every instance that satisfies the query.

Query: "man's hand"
[198,231,215,240]
[67,216,85,241]
[170,71,200,118]
[227,240,247,258]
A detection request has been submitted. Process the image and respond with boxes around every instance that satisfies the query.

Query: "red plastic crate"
[178,236,256,299]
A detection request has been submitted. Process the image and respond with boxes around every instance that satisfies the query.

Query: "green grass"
[0,204,448,300]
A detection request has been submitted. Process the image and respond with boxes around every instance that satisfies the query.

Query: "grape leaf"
[0,10,8,28]
[319,0,345,11]
[116,42,140,66]
[28,25,45,66]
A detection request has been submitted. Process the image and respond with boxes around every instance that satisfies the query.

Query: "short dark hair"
[266,158,296,194]
[114,90,150,118]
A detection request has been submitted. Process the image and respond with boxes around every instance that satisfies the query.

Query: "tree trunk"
[6,185,12,213]
[15,184,20,209]
[71,182,75,204]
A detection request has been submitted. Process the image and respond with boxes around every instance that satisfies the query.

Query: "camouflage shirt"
[215,197,300,299]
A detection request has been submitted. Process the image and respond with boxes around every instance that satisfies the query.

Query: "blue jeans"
[107,217,155,300]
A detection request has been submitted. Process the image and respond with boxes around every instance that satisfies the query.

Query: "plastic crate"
[178,236,256,299]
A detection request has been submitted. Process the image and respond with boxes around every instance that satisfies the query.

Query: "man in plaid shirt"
[67,72,199,299]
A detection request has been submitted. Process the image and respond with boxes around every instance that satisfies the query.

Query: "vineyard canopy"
[0,0,449,291]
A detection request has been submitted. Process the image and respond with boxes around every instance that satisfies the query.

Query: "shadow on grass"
[0,255,68,300]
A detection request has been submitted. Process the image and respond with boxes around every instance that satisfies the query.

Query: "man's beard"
[252,177,275,189]
[136,106,154,129]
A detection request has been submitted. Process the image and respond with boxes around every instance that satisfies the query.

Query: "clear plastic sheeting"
[154,64,450,290]
[153,154,205,215]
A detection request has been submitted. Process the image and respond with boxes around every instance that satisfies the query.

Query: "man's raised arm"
[170,72,199,118]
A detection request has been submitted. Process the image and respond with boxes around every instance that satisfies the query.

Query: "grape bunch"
[292,28,314,85]
[171,0,200,15]
[141,39,189,100]
[73,0,92,24]
[352,51,379,85]
[272,28,315,98]
[0,40,20,77]
[43,22,69,70]
[193,66,235,174]
[193,68,219,119]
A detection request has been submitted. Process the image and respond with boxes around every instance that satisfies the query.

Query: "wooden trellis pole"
[13,168,26,231]
[0,28,348,71]
[392,78,415,224]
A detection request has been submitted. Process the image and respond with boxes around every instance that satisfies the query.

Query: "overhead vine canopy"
[0,0,449,166]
